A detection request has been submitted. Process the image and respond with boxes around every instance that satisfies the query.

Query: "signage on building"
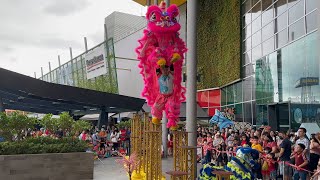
[295,77,319,88]
[85,44,107,79]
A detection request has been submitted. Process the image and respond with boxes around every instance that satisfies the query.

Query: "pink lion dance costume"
[136,1,187,130]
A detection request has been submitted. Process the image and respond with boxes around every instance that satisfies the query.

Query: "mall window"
[243,0,252,14]
[275,0,287,16]
[252,16,262,34]
[234,82,243,103]
[243,102,253,123]
[263,36,275,56]
[276,28,288,48]
[235,103,244,121]
[275,12,287,32]
[243,37,252,52]
[243,76,253,101]
[306,10,318,33]
[243,64,254,77]
[252,30,262,47]
[288,0,304,24]
[226,85,234,105]
[252,44,262,62]
[243,50,252,66]
[252,1,262,19]
[288,18,305,41]
[252,101,257,125]
[306,0,317,13]
[262,0,273,11]
[221,88,227,106]
[262,22,274,41]
[243,12,252,28]
[242,0,314,64]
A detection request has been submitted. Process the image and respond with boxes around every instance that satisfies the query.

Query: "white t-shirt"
[111,132,119,143]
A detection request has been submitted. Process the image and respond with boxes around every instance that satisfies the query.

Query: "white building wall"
[114,28,145,98]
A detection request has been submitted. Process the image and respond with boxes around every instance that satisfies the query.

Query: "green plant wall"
[197,0,241,89]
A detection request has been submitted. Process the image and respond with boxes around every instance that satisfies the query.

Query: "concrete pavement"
[94,157,202,180]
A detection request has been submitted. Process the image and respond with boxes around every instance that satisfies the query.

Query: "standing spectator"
[251,136,263,153]
[202,139,212,164]
[92,131,100,147]
[270,130,277,142]
[262,152,277,180]
[263,134,278,153]
[310,132,320,172]
[197,133,203,145]
[221,128,226,141]
[111,129,120,151]
[206,133,213,144]
[119,127,127,150]
[212,132,224,148]
[295,128,310,159]
[240,134,249,147]
[291,143,308,180]
[277,131,292,180]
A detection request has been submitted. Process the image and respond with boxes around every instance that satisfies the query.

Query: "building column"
[0,97,4,112]
[186,0,198,178]
[98,106,108,129]
[162,112,168,158]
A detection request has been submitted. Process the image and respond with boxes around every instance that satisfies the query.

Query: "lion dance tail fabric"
[136,1,187,130]
[198,147,260,180]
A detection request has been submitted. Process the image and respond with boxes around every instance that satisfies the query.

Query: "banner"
[85,44,107,79]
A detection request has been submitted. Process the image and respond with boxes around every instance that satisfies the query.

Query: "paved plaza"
[94,157,202,180]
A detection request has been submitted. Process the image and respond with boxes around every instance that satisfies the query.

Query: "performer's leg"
[165,97,180,130]
[151,95,165,124]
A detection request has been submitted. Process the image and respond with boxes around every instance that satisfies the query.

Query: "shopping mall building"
[40,0,319,131]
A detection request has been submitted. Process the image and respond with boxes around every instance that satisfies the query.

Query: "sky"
[0,0,146,77]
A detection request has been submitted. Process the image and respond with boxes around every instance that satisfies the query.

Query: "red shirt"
[221,134,226,141]
[263,141,277,149]
[120,129,127,141]
[268,161,276,171]
[295,152,307,168]
[203,144,212,155]
[241,140,247,146]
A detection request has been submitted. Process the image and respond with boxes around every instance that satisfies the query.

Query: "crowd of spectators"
[78,125,131,158]
[196,125,320,180]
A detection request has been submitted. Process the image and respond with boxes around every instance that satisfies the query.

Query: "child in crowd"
[251,136,263,153]
[262,152,276,180]
[291,143,308,180]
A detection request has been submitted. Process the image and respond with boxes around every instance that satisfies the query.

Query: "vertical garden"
[197,0,241,89]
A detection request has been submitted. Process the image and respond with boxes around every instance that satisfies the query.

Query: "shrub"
[0,137,88,155]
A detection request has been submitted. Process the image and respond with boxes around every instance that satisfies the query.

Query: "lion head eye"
[172,17,177,23]
[150,12,156,22]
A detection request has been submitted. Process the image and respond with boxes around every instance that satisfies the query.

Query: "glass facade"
[40,39,118,94]
[208,0,320,130]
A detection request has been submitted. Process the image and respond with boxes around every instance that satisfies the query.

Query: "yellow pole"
[181,146,196,180]
[173,131,188,171]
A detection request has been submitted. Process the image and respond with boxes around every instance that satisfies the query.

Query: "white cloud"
[0,0,146,77]
[43,0,91,16]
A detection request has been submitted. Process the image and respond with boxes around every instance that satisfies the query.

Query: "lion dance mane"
[135,1,187,129]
